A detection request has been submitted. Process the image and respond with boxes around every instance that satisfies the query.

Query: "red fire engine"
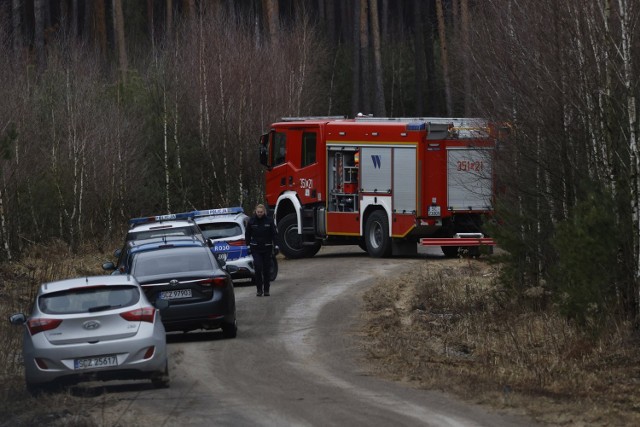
[258,116,507,258]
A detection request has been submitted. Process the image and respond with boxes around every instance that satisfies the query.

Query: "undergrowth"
[361,257,640,426]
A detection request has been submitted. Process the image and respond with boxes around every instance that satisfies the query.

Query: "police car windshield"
[199,222,242,240]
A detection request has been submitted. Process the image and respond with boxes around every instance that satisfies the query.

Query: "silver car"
[9,275,169,394]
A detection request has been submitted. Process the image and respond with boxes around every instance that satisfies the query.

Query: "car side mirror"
[102,261,116,271]
[9,313,26,325]
[224,265,239,274]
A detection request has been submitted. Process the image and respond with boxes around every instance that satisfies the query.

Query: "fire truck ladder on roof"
[281,116,347,122]
[353,117,490,138]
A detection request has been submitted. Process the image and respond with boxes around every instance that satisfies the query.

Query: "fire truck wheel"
[278,213,320,259]
[441,246,459,258]
[365,210,392,258]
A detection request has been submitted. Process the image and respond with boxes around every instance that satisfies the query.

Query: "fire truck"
[258,116,508,259]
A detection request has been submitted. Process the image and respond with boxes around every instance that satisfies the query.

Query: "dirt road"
[85,246,534,427]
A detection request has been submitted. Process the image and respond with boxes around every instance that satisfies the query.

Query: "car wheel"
[221,319,238,339]
[365,210,392,258]
[151,362,170,389]
[269,255,278,281]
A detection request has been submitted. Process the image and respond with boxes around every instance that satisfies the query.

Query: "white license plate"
[74,355,118,370]
[427,206,441,217]
[160,289,192,300]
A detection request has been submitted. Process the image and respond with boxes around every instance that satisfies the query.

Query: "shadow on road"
[166,330,225,344]
[69,380,158,397]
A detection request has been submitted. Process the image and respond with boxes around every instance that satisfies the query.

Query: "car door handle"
[289,176,293,186]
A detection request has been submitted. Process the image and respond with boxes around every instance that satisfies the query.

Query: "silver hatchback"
[9,275,169,394]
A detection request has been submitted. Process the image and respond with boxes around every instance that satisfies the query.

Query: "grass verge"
[360,257,640,426]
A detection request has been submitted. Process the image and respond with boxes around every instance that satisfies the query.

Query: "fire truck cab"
[259,116,505,259]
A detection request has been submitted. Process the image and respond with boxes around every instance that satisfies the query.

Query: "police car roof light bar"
[128,211,194,226]
[191,207,244,218]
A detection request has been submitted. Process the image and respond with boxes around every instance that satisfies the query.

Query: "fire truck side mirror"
[259,133,270,168]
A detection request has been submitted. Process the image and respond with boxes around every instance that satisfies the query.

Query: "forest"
[0,0,639,330]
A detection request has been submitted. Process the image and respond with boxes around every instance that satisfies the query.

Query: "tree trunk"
[263,0,280,45]
[381,0,388,40]
[34,0,45,72]
[0,180,11,261]
[413,0,425,115]
[163,86,171,212]
[94,0,108,61]
[147,0,155,49]
[166,0,174,39]
[113,0,128,84]
[350,0,361,116]
[71,0,78,38]
[184,0,196,21]
[12,0,21,57]
[326,0,336,45]
[460,0,471,115]
[359,0,371,114]
[370,0,385,116]
[435,0,453,115]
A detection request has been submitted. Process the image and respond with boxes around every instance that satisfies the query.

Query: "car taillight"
[120,307,156,323]
[199,277,228,288]
[228,239,246,246]
[27,318,63,335]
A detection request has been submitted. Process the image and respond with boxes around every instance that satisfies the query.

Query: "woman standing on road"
[245,204,277,296]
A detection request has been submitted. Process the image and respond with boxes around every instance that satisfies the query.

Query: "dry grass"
[360,257,640,425]
[0,240,117,426]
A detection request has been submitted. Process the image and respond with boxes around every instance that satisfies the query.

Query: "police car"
[126,214,205,243]
[191,207,277,282]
